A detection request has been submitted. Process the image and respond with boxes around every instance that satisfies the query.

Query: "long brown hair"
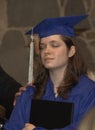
[33,35,88,99]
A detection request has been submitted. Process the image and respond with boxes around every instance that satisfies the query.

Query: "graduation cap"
[26,14,88,38]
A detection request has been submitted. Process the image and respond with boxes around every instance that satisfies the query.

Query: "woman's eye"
[52,44,60,47]
[39,45,45,50]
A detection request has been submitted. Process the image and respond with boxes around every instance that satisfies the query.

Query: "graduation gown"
[3,75,95,130]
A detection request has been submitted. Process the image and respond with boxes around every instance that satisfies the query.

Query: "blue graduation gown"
[4,75,95,130]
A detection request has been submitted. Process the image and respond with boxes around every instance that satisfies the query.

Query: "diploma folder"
[30,99,74,129]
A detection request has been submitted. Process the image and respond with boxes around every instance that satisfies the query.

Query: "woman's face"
[40,35,75,70]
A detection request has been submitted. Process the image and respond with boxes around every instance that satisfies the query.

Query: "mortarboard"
[26,14,88,38]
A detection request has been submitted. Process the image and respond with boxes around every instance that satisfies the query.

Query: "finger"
[13,99,16,106]
[15,92,22,98]
[13,91,23,106]
[25,123,30,126]
[19,86,27,92]
[13,92,21,106]
[15,86,28,99]
[13,86,27,106]
[24,123,36,129]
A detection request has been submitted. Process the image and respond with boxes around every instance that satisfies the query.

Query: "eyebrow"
[40,40,59,44]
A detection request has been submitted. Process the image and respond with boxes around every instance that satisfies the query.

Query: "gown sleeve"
[3,86,35,130]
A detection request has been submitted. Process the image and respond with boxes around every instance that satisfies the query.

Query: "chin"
[45,65,56,70]
[44,65,53,69]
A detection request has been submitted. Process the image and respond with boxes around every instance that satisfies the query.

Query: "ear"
[68,45,76,57]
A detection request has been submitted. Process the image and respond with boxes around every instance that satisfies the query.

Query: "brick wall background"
[0,0,95,85]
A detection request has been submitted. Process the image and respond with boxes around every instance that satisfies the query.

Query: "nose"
[44,45,51,54]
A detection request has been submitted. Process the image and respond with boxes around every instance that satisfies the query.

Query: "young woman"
[4,15,95,130]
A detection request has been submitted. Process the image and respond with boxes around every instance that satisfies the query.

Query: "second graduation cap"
[26,14,88,38]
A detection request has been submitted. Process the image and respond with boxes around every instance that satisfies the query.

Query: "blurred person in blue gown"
[77,107,95,130]
[4,14,95,130]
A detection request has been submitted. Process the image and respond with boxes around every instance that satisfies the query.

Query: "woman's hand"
[13,84,28,106]
[13,80,35,106]
[22,123,36,130]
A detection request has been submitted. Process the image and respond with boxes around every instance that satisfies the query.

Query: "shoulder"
[79,75,95,88]
[71,75,95,95]
[22,85,36,97]
[17,86,36,103]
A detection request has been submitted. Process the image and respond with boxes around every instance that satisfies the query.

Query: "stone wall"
[0,0,95,84]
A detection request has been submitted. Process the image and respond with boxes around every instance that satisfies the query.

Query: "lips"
[44,57,54,62]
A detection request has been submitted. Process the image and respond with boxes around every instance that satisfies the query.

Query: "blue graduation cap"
[26,14,88,38]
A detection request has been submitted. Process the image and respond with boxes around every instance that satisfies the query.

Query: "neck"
[49,66,66,88]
